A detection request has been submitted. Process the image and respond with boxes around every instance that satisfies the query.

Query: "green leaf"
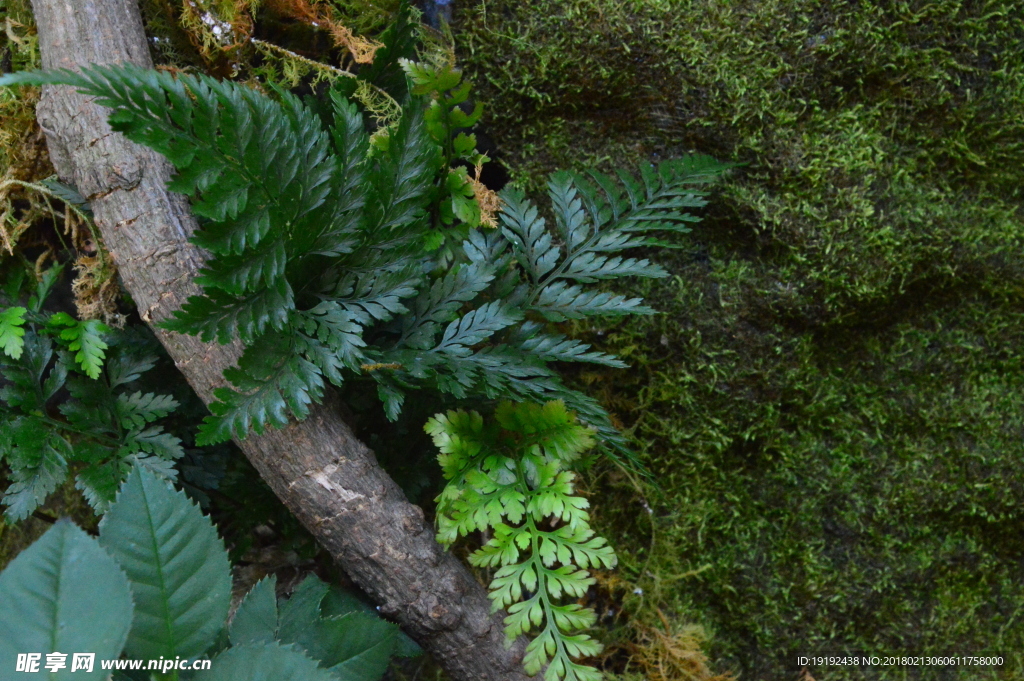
[318,585,421,657]
[198,332,324,444]
[2,418,71,521]
[366,97,440,239]
[531,282,653,321]
[427,401,612,681]
[195,238,289,294]
[277,574,331,644]
[75,460,125,513]
[300,301,366,370]
[47,313,110,379]
[330,266,422,325]
[436,302,523,356]
[321,612,399,681]
[194,642,339,681]
[123,426,185,460]
[0,332,64,413]
[160,279,294,345]
[0,519,133,681]
[29,264,64,313]
[400,262,494,350]
[273,576,402,680]
[230,575,279,646]
[98,467,232,660]
[0,306,26,359]
[105,351,158,388]
[115,391,179,429]
[519,332,627,368]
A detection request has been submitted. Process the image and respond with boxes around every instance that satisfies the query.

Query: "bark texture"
[29,1,527,678]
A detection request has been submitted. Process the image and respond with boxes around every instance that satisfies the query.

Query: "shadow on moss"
[455,0,1024,678]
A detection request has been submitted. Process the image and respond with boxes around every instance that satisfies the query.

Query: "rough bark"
[28,1,527,679]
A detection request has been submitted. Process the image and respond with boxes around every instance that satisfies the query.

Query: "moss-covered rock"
[455,0,1024,677]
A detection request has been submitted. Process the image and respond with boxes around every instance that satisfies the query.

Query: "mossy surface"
[455,1,1024,678]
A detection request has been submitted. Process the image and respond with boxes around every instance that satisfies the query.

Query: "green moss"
[455,0,1024,678]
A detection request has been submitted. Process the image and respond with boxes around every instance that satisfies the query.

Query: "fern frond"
[299,301,366,372]
[531,281,653,322]
[363,97,440,244]
[123,426,185,461]
[194,238,289,295]
[426,402,613,681]
[162,279,294,344]
[0,63,728,469]
[47,313,110,379]
[1,417,70,521]
[0,306,26,360]
[329,266,422,325]
[498,191,560,284]
[115,392,179,430]
[399,262,494,349]
[198,332,324,445]
[435,302,522,356]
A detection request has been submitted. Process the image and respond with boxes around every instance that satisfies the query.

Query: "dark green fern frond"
[199,331,324,445]
[0,279,184,518]
[359,97,441,257]
[0,64,728,458]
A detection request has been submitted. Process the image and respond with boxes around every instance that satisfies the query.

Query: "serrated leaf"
[76,460,125,513]
[437,302,522,355]
[49,314,109,379]
[160,279,294,345]
[401,262,494,350]
[277,574,330,644]
[365,97,440,238]
[0,520,133,681]
[124,426,185,460]
[199,333,324,444]
[428,401,612,681]
[0,333,60,412]
[331,266,422,325]
[520,333,627,368]
[128,454,180,480]
[301,301,366,370]
[116,391,179,429]
[105,352,158,388]
[99,467,231,660]
[194,642,338,681]
[0,306,27,359]
[532,282,653,321]
[230,575,279,646]
[322,612,399,681]
[2,420,71,521]
[320,586,423,659]
[195,237,288,294]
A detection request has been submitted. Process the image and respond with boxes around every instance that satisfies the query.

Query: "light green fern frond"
[426,401,615,681]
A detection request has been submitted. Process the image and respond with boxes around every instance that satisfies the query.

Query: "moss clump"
[455,0,1024,678]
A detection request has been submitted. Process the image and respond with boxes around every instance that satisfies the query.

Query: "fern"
[0,50,730,453]
[0,306,26,359]
[46,311,110,379]
[0,22,733,680]
[426,401,615,681]
[0,266,184,518]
